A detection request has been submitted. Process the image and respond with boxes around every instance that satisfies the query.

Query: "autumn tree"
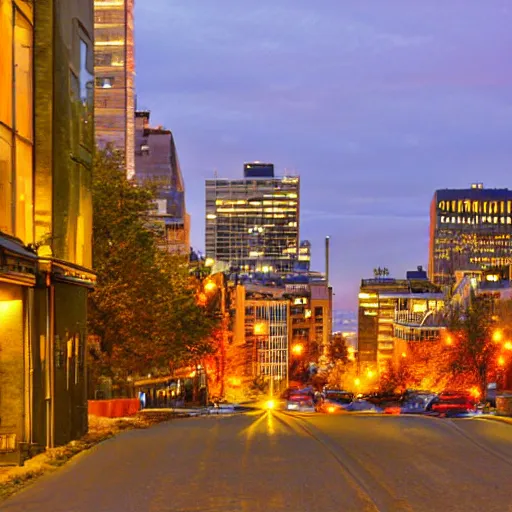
[88,150,218,382]
[446,294,498,398]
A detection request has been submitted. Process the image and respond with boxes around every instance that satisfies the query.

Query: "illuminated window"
[0,126,13,234]
[96,76,114,88]
[14,10,32,141]
[0,0,13,126]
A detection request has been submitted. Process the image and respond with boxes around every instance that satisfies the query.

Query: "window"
[14,10,33,141]
[96,76,114,88]
[0,0,13,126]
[79,39,93,149]
[0,126,13,234]
[15,139,32,243]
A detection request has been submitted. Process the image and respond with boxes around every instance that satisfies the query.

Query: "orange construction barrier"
[88,399,140,418]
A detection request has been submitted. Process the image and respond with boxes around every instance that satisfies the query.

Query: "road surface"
[2,410,511,512]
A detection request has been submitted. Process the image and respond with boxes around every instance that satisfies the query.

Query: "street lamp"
[291,343,304,356]
[204,280,217,294]
[492,329,503,343]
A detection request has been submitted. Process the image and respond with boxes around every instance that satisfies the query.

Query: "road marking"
[273,410,414,512]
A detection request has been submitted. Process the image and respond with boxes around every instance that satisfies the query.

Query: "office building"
[429,183,512,287]
[135,111,190,254]
[94,0,135,178]
[358,268,442,375]
[205,164,300,274]
[231,283,290,395]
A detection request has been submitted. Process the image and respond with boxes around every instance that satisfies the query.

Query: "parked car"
[317,390,354,413]
[401,392,438,414]
[428,391,477,416]
[286,389,315,411]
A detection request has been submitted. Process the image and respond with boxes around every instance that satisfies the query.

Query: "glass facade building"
[134,111,190,254]
[429,184,512,286]
[93,0,135,178]
[205,167,300,274]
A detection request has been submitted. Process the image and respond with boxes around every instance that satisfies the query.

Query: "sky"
[135,0,512,310]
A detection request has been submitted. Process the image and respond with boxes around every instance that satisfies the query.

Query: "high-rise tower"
[93,0,135,178]
[205,164,300,274]
[429,183,512,286]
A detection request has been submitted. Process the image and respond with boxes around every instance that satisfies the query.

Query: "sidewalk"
[475,414,512,425]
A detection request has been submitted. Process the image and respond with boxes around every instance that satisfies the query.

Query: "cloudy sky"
[135,1,512,309]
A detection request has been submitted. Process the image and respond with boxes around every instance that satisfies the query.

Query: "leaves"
[88,149,218,380]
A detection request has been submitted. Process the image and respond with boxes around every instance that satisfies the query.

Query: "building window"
[0,126,13,234]
[14,10,32,141]
[96,76,114,88]
[79,39,93,149]
[0,0,13,127]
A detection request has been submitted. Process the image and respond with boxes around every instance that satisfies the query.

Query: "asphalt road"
[2,411,511,512]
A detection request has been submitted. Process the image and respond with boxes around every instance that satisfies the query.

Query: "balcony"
[394,310,443,327]
[393,310,446,342]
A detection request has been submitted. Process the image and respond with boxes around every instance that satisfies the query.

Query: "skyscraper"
[205,164,300,273]
[429,183,512,286]
[134,110,190,254]
[93,0,135,178]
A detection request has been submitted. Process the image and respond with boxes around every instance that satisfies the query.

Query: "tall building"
[0,0,95,464]
[429,183,512,286]
[135,111,190,254]
[358,268,442,376]
[93,0,135,178]
[205,164,300,274]
[231,284,290,394]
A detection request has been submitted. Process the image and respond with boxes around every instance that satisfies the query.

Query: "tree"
[446,294,499,398]
[88,150,218,381]
[328,333,349,364]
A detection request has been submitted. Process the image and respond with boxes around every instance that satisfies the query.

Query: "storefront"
[0,234,37,465]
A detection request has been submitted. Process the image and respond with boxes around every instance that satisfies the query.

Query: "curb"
[475,415,512,426]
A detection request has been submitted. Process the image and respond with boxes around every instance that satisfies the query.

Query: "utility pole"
[325,236,330,286]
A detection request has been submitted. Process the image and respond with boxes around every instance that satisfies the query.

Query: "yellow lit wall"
[0,1,33,244]
[0,284,25,445]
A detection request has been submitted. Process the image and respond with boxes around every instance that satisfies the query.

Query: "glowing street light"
[291,343,304,356]
[354,377,361,387]
[366,369,374,378]
[504,341,512,351]
[498,355,506,367]
[401,352,407,358]
[492,330,503,343]
[445,334,453,346]
[204,280,217,294]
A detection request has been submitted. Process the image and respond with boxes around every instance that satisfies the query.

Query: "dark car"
[318,390,354,413]
[428,391,476,416]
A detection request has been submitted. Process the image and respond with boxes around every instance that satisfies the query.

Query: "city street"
[2,411,511,512]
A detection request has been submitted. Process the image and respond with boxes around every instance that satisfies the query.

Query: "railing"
[394,311,426,326]
[394,310,445,327]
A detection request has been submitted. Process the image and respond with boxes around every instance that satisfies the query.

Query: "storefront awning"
[0,233,37,287]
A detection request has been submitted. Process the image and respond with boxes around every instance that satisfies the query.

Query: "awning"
[0,232,37,287]
[38,257,96,289]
